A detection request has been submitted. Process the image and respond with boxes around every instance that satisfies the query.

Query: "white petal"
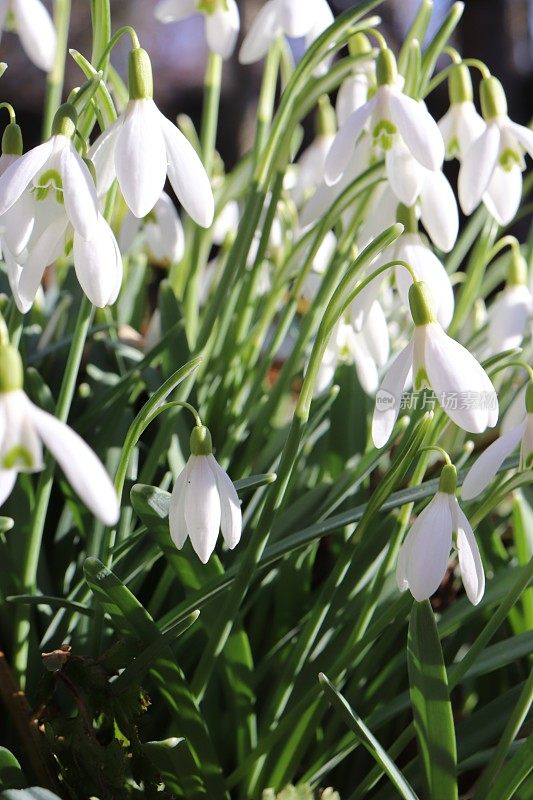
[159,112,214,227]
[146,192,185,263]
[119,209,141,254]
[0,140,54,216]
[502,385,527,435]
[205,0,240,60]
[155,0,197,23]
[115,100,167,218]
[385,140,425,206]
[482,165,522,226]
[324,99,375,186]
[60,141,99,239]
[362,300,389,366]
[453,499,485,604]
[461,420,526,500]
[0,190,35,256]
[405,493,453,601]
[168,465,189,549]
[0,391,43,472]
[73,214,123,307]
[507,120,533,159]
[456,103,486,158]
[372,341,413,448]
[419,169,459,252]
[238,0,279,64]
[13,0,56,72]
[18,215,67,307]
[277,0,318,37]
[395,236,454,330]
[0,469,17,505]
[3,246,31,314]
[88,120,121,196]
[437,106,454,157]
[336,73,371,127]
[27,402,120,526]
[183,455,221,563]
[389,90,444,170]
[458,124,500,214]
[487,285,532,353]
[424,323,499,433]
[208,455,242,550]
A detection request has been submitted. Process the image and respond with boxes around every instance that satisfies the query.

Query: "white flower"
[0,106,99,241]
[459,76,533,225]
[291,132,335,208]
[0,345,119,525]
[372,281,498,448]
[0,149,35,257]
[120,192,185,265]
[324,49,444,189]
[212,200,239,245]
[0,0,56,72]
[239,0,333,65]
[487,283,532,355]
[89,47,214,226]
[397,465,484,604]
[169,425,242,563]
[155,0,240,60]
[462,383,533,500]
[439,102,485,161]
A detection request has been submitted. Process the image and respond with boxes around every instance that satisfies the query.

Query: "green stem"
[42,0,71,139]
[253,40,281,163]
[11,295,93,685]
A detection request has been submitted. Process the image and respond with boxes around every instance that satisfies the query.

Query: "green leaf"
[0,748,26,790]
[319,673,418,800]
[407,601,458,800]
[484,737,533,800]
[143,738,208,798]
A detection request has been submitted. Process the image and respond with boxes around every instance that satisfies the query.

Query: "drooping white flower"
[0,124,35,257]
[212,200,239,245]
[397,463,484,604]
[372,281,498,448]
[169,424,242,563]
[239,0,333,65]
[0,343,119,525]
[325,48,444,189]
[0,0,56,72]
[89,47,214,226]
[155,0,240,60]
[486,252,532,355]
[291,98,336,208]
[335,34,375,127]
[120,192,185,265]
[438,64,485,161]
[459,76,533,225]
[0,104,99,241]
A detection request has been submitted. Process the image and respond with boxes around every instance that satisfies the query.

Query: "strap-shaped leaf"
[407,601,458,800]
[0,747,26,791]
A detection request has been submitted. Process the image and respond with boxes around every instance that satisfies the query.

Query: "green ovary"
[499,148,521,172]
[3,445,34,469]
[34,169,64,204]
[197,0,228,14]
[372,120,396,151]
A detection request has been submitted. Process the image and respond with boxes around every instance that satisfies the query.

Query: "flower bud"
[51,103,78,139]
[507,250,528,287]
[408,281,437,326]
[2,122,22,155]
[0,344,23,393]
[316,95,336,136]
[348,32,372,57]
[190,424,213,456]
[480,76,507,121]
[438,463,457,495]
[128,47,154,100]
[376,48,397,86]
[449,64,473,104]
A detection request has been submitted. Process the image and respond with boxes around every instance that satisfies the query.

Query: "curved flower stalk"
[324,48,444,190]
[397,462,485,604]
[89,47,214,226]
[372,281,498,448]
[459,76,533,225]
[120,192,185,265]
[438,64,485,161]
[155,0,240,60]
[0,342,119,525]
[239,0,333,65]
[0,0,56,72]
[169,424,242,563]
[462,376,533,500]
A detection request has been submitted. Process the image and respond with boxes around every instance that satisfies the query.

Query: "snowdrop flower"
[0,121,34,257]
[325,48,444,189]
[397,463,484,604]
[291,97,336,208]
[0,103,99,241]
[120,192,185,265]
[372,281,498,448]
[486,251,532,355]
[0,0,56,72]
[459,76,533,225]
[335,34,375,127]
[155,0,240,60]
[239,0,333,65]
[212,200,239,245]
[169,424,242,563]
[438,64,485,161]
[89,47,214,226]
[0,342,119,525]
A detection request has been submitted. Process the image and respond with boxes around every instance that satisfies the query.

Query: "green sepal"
[438,463,457,495]
[480,76,507,120]
[449,63,473,104]
[0,344,23,393]
[190,425,213,456]
[507,251,527,287]
[408,281,437,326]
[376,48,398,86]
[128,47,153,100]
[1,122,22,155]
[51,103,78,138]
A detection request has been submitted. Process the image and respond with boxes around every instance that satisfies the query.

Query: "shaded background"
[0,1,531,169]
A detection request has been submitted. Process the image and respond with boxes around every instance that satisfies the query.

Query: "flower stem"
[42,0,71,139]
[11,295,94,686]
